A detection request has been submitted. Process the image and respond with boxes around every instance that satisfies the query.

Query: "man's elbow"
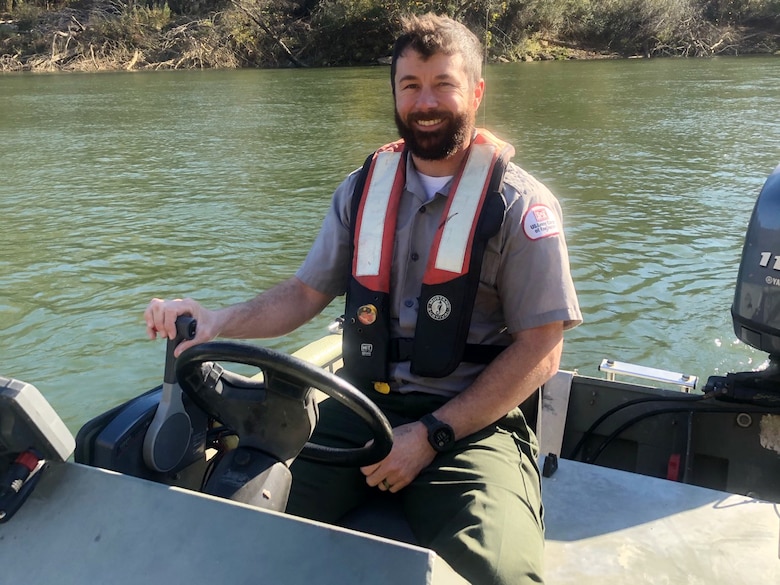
[292,277,336,317]
[512,321,564,383]
[541,343,562,382]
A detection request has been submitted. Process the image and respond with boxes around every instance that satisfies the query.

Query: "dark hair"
[390,13,483,93]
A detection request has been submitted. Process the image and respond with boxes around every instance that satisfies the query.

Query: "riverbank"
[1,2,779,73]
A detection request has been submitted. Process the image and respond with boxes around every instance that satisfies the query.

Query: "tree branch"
[231,0,307,68]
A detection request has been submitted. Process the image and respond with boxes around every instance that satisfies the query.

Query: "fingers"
[363,467,393,492]
[359,461,379,477]
[371,472,399,493]
[170,337,198,358]
[144,297,178,340]
[360,424,432,493]
[144,298,162,339]
[361,461,400,493]
[144,297,203,343]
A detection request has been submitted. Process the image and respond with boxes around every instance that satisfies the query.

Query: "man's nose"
[416,87,438,109]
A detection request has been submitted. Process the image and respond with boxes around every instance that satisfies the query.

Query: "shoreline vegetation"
[1,0,779,73]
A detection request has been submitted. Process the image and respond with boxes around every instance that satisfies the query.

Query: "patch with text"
[522,204,560,240]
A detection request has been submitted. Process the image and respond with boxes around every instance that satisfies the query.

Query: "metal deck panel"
[543,459,779,584]
[0,462,465,585]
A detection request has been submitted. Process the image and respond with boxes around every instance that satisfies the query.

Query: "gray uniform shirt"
[297,154,582,397]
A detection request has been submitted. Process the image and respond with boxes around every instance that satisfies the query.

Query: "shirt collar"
[404,152,453,203]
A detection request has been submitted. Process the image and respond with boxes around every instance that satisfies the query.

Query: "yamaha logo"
[427,295,451,321]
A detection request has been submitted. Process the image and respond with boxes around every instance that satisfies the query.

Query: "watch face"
[432,426,453,449]
[423,414,454,452]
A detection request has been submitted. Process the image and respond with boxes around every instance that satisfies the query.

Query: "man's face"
[393,50,484,161]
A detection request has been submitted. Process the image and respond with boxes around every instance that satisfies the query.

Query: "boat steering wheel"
[175,341,393,467]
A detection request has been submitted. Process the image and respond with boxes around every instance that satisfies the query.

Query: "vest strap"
[390,338,507,365]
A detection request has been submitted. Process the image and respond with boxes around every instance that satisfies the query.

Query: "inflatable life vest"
[342,129,514,391]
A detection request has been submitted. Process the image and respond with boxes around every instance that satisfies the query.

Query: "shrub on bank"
[1,0,778,72]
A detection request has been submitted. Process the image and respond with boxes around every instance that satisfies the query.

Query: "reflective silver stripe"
[355,151,403,277]
[434,143,495,273]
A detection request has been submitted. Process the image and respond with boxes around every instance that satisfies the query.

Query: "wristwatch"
[420,413,455,452]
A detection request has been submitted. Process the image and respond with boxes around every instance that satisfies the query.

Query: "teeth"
[417,119,442,127]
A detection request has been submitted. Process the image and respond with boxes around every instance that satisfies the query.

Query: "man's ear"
[473,78,485,110]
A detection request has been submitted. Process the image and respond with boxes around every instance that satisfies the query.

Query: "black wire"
[567,393,707,461]
[199,424,238,491]
[585,404,780,464]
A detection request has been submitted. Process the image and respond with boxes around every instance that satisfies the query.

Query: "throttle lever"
[164,317,198,385]
[143,316,198,472]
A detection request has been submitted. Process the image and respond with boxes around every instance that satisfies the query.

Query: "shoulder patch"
[522,204,560,240]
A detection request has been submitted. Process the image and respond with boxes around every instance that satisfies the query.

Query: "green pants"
[286,391,544,585]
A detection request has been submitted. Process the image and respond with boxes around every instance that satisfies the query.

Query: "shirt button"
[404,299,414,308]
[419,206,426,214]
[411,252,419,262]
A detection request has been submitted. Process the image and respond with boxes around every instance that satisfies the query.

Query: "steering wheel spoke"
[175,341,393,467]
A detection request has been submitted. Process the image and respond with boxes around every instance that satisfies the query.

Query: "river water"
[2,56,779,433]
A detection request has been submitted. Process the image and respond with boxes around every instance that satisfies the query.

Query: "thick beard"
[394,109,473,161]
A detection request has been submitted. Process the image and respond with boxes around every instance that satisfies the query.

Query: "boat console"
[0,376,74,523]
[76,317,394,512]
[1,329,457,585]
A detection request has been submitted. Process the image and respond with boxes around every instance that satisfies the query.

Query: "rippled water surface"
[2,57,779,432]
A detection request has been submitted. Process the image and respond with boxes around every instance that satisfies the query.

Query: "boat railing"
[598,358,698,392]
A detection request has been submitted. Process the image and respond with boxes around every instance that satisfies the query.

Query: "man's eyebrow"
[397,73,457,84]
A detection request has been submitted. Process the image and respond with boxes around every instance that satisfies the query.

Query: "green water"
[1,57,779,432]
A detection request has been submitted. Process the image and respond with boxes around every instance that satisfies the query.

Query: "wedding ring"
[381,479,392,490]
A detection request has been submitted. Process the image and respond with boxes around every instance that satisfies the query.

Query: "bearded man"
[145,13,581,584]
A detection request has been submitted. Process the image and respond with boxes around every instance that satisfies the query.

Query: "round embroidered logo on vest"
[427,295,452,321]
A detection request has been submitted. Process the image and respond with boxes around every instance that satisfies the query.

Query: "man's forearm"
[216,277,335,339]
[360,321,564,492]
[433,321,563,440]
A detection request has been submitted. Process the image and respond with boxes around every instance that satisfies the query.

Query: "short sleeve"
[294,172,360,297]
[497,165,582,333]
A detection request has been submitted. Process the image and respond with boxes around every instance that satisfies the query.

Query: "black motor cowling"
[732,164,780,356]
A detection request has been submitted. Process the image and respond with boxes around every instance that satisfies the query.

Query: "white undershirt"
[418,173,454,201]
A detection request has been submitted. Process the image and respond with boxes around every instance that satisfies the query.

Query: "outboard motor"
[706,164,780,405]
[732,164,780,356]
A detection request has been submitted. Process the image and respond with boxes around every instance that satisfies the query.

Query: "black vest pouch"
[411,184,507,378]
[412,274,473,377]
